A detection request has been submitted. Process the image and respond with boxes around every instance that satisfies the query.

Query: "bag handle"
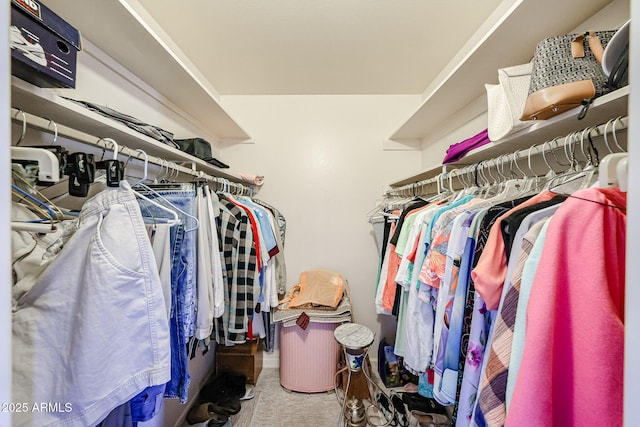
[278,284,301,308]
[571,31,605,64]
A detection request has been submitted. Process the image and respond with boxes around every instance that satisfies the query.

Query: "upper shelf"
[40,0,250,143]
[11,77,248,183]
[389,85,629,186]
[448,86,629,166]
[389,0,616,141]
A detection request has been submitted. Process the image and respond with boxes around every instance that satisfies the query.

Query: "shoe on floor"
[401,393,447,415]
[186,403,229,425]
[240,385,255,401]
[201,372,247,403]
[188,419,231,427]
[411,409,450,426]
[212,398,241,415]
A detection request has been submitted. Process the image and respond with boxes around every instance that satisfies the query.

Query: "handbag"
[521,30,616,121]
[485,63,533,141]
[278,270,345,310]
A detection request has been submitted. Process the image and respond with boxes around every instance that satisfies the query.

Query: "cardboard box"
[216,339,263,385]
[10,0,81,88]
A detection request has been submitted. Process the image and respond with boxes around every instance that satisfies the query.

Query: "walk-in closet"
[3,0,638,426]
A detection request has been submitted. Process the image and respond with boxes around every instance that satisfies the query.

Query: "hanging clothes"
[373,163,627,427]
[136,183,197,403]
[12,181,171,427]
[505,188,626,427]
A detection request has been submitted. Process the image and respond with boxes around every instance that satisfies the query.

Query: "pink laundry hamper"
[279,322,341,392]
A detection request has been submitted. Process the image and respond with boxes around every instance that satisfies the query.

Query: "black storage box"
[10,0,81,88]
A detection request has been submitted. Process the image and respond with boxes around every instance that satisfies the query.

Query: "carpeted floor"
[185,367,449,427]
[230,368,341,427]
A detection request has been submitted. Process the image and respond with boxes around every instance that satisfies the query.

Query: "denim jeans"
[136,186,196,402]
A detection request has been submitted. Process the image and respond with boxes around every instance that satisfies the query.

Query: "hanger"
[11,109,61,186]
[12,186,59,233]
[547,133,592,194]
[463,165,481,195]
[11,146,62,185]
[617,157,628,192]
[598,153,627,188]
[481,160,498,197]
[603,116,626,154]
[579,127,597,167]
[11,170,65,233]
[478,154,523,202]
[94,138,125,187]
[133,149,148,187]
[47,118,58,145]
[506,152,530,194]
[132,151,199,231]
[610,116,626,152]
[13,109,27,146]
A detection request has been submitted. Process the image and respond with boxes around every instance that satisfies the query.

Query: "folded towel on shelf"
[239,173,264,186]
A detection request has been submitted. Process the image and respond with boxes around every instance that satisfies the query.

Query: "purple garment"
[456,294,495,426]
[442,129,490,164]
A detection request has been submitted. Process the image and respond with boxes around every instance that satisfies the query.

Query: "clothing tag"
[296,312,310,330]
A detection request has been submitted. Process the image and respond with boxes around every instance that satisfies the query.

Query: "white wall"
[219,95,421,349]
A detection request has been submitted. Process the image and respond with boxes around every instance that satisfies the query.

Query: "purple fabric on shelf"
[442,129,490,164]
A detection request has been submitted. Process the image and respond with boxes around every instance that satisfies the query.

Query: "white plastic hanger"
[617,157,628,192]
[11,146,61,184]
[132,189,180,227]
[132,150,199,231]
[598,153,627,188]
[597,118,628,189]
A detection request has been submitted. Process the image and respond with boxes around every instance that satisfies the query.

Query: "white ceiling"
[136,0,504,95]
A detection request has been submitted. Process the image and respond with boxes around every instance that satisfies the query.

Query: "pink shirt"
[506,188,626,427]
[472,190,555,310]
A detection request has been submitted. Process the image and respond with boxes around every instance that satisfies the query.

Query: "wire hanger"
[13,109,27,146]
[132,151,199,231]
[11,171,64,233]
[46,118,58,145]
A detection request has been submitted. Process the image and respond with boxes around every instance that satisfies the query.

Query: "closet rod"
[384,173,443,198]
[389,116,628,196]
[447,116,628,181]
[10,108,251,192]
